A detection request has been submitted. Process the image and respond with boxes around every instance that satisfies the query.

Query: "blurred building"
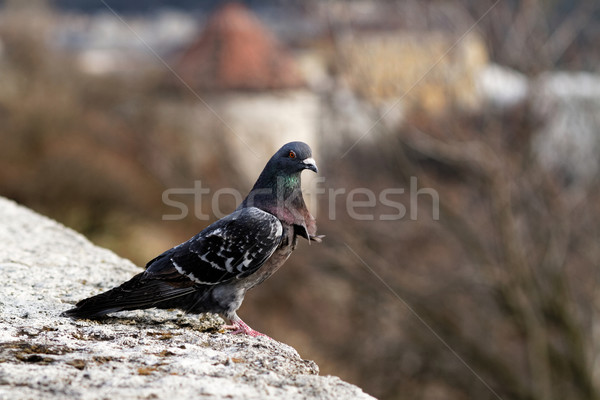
[170,2,320,186]
[318,6,491,155]
[337,31,488,114]
[532,71,600,185]
[55,11,199,75]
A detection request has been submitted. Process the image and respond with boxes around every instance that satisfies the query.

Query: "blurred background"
[2,0,600,398]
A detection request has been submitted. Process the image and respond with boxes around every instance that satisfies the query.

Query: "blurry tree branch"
[379,113,600,400]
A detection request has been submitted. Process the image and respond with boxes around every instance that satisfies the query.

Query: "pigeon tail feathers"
[62,273,196,319]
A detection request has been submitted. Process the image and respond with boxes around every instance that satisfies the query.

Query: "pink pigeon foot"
[223,316,270,338]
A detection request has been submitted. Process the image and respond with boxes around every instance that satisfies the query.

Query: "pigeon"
[63,141,322,337]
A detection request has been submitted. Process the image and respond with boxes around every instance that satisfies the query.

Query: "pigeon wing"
[144,207,283,286]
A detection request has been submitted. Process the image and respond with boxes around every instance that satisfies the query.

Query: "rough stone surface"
[0,197,374,400]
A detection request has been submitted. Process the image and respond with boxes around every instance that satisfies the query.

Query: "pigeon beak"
[302,157,318,173]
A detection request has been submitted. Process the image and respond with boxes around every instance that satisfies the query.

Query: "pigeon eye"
[288,151,296,159]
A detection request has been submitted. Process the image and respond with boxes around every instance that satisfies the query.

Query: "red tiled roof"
[175,2,303,91]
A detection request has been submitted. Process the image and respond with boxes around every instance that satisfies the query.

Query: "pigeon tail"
[63,272,195,319]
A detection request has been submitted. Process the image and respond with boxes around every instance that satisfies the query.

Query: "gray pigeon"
[63,141,322,337]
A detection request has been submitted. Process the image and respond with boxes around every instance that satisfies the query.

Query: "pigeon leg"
[223,314,269,338]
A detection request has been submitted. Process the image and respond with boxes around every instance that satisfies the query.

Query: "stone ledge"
[0,197,374,400]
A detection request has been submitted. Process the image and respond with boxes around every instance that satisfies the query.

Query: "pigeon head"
[241,142,318,221]
[251,142,318,191]
[269,141,318,175]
